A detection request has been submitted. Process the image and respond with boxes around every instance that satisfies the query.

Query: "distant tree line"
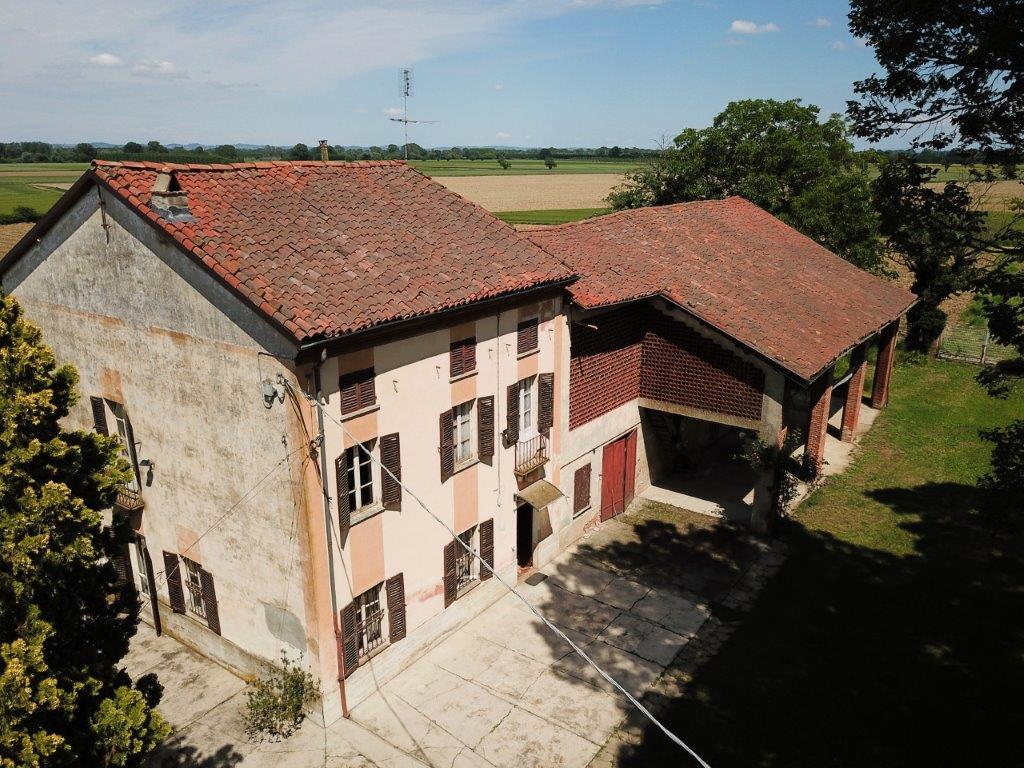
[0,140,658,164]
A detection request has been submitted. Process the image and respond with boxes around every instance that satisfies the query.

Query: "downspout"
[313,359,349,718]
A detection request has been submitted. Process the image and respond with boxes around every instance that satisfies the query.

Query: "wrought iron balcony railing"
[114,484,145,512]
[514,434,549,476]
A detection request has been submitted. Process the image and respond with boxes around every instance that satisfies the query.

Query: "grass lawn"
[621,359,1024,767]
[0,178,66,217]
[494,207,612,225]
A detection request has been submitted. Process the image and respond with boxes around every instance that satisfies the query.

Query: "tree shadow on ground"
[608,482,1024,768]
[146,732,245,768]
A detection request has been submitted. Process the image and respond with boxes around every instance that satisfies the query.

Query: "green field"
[494,208,612,225]
[410,158,639,177]
[621,359,1024,767]
[0,179,68,217]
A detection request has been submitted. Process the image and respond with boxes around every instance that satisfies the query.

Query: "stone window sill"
[351,502,385,526]
[340,403,380,422]
[449,369,478,384]
[517,348,539,361]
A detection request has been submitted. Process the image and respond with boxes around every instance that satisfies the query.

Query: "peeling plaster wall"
[5,189,320,680]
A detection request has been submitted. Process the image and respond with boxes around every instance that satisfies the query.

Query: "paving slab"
[631,587,710,637]
[593,577,651,612]
[474,706,600,768]
[473,646,550,700]
[519,668,625,741]
[596,613,688,667]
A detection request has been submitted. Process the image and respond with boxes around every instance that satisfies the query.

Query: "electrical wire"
[284,377,712,768]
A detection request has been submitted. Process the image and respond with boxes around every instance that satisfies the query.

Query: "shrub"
[545,157,557,169]
[243,654,320,740]
[496,155,511,170]
[739,428,816,517]
[979,419,1024,514]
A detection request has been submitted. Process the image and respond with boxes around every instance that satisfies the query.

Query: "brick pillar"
[805,368,833,471]
[840,344,867,442]
[871,322,898,409]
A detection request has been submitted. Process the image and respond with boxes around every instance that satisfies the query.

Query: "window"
[354,583,388,658]
[339,368,376,415]
[182,557,206,619]
[345,441,376,512]
[573,464,592,516]
[134,538,150,595]
[517,318,539,354]
[113,409,140,490]
[518,377,536,436]
[453,401,475,465]
[450,337,476,378]
[455,526,480,595]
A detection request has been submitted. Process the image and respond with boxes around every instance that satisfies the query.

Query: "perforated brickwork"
[569,303,765,430]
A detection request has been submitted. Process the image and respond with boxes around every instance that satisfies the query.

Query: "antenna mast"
[389,68,438,161]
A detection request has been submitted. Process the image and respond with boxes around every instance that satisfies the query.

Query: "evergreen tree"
[0,293,169,767]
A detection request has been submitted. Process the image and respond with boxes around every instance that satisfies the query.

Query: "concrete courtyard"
[132,501,779,768]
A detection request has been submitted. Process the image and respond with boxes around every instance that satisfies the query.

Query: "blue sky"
[0,0,895,149]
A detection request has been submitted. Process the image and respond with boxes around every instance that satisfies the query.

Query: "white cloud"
[492,83,505,91]
[808,17,830,28]
[729,19,779,35]
[383,107,404,116]
[88,52,123,67]
[830,40,847,50]
[132,59,180,77]
[495,131,511,140]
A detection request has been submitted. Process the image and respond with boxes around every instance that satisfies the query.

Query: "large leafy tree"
[0,293,168,767]
[848,0,1024,157]
[608,99,883,272]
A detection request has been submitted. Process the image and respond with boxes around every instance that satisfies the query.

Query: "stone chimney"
[150,169,193,221]
[319,140,329,161]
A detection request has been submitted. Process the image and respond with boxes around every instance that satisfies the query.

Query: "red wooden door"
[600,429,637,521]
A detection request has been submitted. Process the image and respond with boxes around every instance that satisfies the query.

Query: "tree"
[872,157,992,351]
[0,293,169,766]
[608,99,883,272]
[122,142,143,154]
[145,141,166,154]
[496,154,511,170]
[72,143,97,162]
[290,143,309,160]
[545,157,557,170]
[848,0,1024,158]
[214,144,237,158]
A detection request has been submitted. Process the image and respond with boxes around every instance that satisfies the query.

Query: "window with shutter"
[335,452,351,534]
[505,382,520,446]
[480,519,494,581]
[163,551,186,614]
[439,410,455,482]
[182,556,206,619]
[449,337,476,378]
[380,433,402,510]
[339,368,376,415]
[573,464,592,515]
[443,539,457,607]
[199,567,221,635]
[340,603,358,678]
[353,583,387,659]
[517,318,539,354]
[477,396,495,463]
[538,372,554,432]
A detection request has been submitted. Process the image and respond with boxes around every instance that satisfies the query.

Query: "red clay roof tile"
[91,160,573,343]
[528,198,916,381]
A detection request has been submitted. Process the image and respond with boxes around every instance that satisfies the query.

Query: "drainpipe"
[312,359,349,718]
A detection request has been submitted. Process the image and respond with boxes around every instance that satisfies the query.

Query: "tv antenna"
[389,68,438,160]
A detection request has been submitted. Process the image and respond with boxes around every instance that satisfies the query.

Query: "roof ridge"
[529,196,751,236]
[91,159,408,172]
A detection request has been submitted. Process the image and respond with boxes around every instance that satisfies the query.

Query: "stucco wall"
[5,188,321,680]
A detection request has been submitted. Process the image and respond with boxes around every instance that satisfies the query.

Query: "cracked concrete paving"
[132,502,772,767]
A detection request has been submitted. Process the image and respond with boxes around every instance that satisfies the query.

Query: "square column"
[840,344,868,442]
[805,367,834,471]
[871,322,899,409]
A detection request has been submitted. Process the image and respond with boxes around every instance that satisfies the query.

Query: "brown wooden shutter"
[335,452,351,535]
[142,546,162,636]
[163,552,186,614]
[480,519,494,581]
[477,396,495,463]
[111,538,132,590]
[505,382,520,446]
[517,319,538,354]
[449,341,463,378]
[574,464,592,514]
[199,567,221,635]
[538,372,554,432]
[443,539,457,607]
[464,338,476,373]
[380,433,402,510]
[386,574,407,643]
[340,603,358,678]
[339,376,358,414]
[358,372,376,409]
[90,396,108,434]
[439,410,454,482]
[339,368,375,414]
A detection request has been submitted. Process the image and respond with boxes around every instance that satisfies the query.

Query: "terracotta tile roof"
[90,160,573,343]
[528,197,916,382]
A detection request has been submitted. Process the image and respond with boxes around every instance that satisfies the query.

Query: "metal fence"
[938,324,1017,365]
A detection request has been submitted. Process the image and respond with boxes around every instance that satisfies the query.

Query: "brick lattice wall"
[569,304,765,430]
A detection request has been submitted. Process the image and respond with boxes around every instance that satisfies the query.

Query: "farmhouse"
[0,160,913,723]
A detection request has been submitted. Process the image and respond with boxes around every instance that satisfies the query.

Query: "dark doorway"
[516,502,534,567]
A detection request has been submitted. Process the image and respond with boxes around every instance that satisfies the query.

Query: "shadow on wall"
[612,482,1024,768]
[147,732,244,768]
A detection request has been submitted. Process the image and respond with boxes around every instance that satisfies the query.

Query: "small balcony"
[114,483,145,513]
[514,434,549,476]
